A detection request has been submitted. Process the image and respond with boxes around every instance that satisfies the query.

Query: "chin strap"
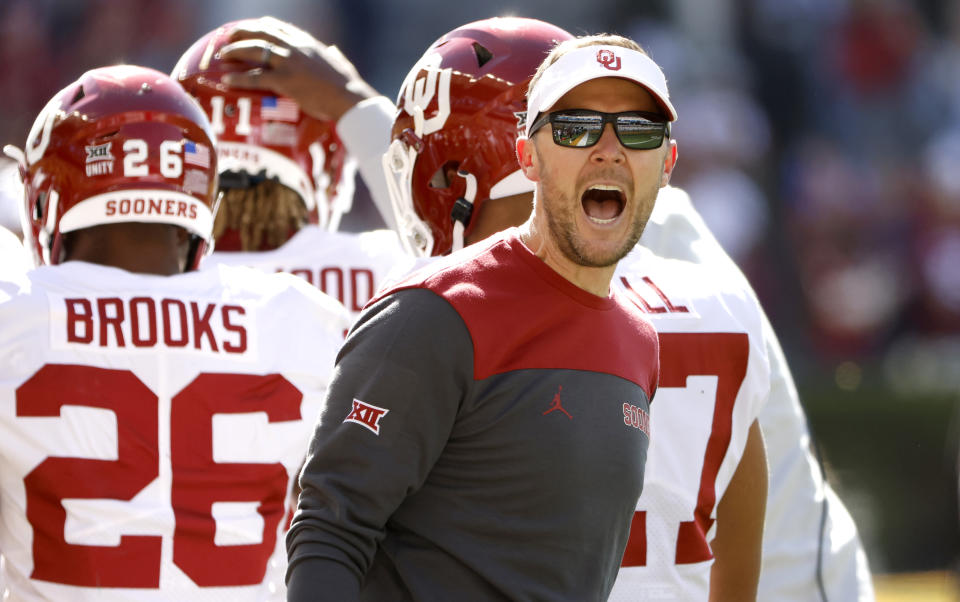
[450,170,477,253]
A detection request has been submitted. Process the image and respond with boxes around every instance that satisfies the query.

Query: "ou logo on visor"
[596,49,621,71]
[399,52,453,136]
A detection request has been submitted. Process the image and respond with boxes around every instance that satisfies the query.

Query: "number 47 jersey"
[0,261,349,601]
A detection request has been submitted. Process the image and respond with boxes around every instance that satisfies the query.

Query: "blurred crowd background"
[1,0,958,583]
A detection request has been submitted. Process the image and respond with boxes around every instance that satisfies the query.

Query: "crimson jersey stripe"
[375,231,659,396]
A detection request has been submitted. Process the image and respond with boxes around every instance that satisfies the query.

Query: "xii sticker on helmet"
[3,65,220,270]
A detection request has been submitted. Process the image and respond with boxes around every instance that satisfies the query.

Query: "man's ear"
[660,139,678,187]
[516,137,539,182]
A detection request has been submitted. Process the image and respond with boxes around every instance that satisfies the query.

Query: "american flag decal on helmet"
[261,96,299,122]
[184,141,210,168]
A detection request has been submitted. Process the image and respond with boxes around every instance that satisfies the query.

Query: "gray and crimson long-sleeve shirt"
[287,229,659,601]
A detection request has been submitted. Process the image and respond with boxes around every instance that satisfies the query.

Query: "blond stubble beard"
[534,148,662,268]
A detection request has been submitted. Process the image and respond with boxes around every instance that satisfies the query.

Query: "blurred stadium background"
[1,0,958,598]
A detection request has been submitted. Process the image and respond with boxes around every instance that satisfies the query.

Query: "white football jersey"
[635,186,875,602]
[609,246,770,601]
[0,261,349,601]
[204,226,408,322]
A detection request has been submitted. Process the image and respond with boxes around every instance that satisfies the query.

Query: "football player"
[0,64,348,601]
[173,20,409,321]
[220,16,874,601]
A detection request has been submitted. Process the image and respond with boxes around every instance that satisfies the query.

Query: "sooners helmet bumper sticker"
[58,190,214,239]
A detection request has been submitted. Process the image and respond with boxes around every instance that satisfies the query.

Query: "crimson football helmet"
[3,65,219,270]
[383,17,573,256]
[173,20,356,245]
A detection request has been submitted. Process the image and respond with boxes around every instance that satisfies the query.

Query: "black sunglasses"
[528,109,670,150]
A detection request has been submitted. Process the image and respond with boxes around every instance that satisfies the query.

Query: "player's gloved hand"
[218,16,380,122]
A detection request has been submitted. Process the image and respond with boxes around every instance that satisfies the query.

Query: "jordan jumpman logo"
[543,385,572,419]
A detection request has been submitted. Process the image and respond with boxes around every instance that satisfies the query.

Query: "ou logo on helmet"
[399,52,452,137]
[25,96,62,165]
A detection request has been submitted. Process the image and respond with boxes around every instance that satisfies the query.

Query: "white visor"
[525,45,677,138]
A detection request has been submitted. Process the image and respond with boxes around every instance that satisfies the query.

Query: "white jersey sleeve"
[203,226,409,324]
[0,262,347,602]
[609,247,770,601]
[336,96,397,231]
[637,186,875,601]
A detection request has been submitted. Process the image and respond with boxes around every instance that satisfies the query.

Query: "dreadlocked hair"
[213,179,307,251]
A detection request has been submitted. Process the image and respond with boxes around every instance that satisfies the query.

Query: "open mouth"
[581,185,626,225]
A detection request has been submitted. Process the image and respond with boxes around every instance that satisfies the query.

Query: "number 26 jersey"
[0,261,348,601]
